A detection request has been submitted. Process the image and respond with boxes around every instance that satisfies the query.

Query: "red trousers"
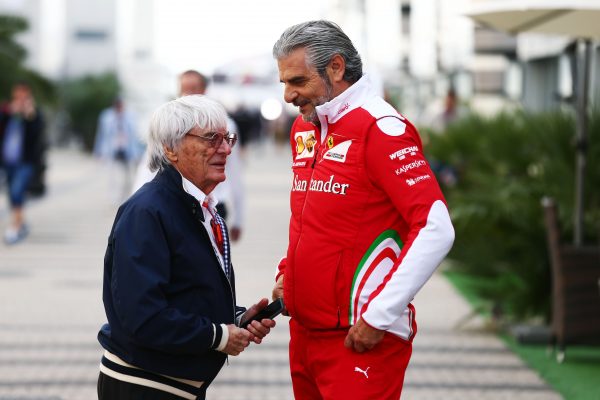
[289,319,412,400]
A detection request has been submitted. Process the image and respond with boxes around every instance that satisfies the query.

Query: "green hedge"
[0,14,56,104]
[425,110,600,321]
[61,72,121,152]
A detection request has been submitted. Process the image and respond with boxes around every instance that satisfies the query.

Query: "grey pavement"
[0,144,562,400]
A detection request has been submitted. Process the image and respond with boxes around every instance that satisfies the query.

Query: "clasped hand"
[222,298,276,356]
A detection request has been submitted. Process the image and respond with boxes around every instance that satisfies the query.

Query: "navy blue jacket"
[98,165,243,382]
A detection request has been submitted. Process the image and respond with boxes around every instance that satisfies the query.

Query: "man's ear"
[164,145,177,163]
[327,54,346,84]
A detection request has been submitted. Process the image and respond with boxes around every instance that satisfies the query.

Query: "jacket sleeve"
[110,205,220,355]
[361,116,455,331]
[275,257,286,282]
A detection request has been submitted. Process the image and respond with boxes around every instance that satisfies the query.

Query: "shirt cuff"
[216,323,229,352]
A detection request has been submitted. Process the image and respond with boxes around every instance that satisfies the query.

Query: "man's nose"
[283,85,297,104]
[217,137,232,155]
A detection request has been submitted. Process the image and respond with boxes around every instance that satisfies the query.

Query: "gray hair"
[273,20,363,84]
[147,95,227,172]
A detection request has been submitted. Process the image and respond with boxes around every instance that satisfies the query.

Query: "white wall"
[64,0,117,77]
[409,0,437,78]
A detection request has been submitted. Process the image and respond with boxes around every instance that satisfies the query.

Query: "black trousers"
[97,372,198,400]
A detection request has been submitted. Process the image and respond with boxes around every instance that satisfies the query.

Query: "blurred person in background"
[133,69,245,241]
[0,81,45,245]
[230,103,263,149]
[271,20,455,399]
[94,97,144,205]
[97,95,275,400]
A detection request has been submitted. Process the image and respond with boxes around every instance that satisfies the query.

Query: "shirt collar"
[179,173,219,209]
[315,74,374,125]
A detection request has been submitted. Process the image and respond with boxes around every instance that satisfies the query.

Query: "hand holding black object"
[240,298,284,341]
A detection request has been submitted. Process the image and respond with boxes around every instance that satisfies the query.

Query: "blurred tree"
[60,72,120,152]
[0,14,56,104]
[425,110,600,322]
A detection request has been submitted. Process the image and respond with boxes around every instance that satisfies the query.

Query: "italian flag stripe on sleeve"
[349,230,403,325]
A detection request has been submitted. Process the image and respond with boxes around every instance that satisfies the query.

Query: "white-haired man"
[98,95,274,400]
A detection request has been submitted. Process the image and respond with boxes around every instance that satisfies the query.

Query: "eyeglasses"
[186,131,237,148]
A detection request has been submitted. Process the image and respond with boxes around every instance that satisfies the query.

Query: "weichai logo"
[349,230,403,325]
[389,146,418,161]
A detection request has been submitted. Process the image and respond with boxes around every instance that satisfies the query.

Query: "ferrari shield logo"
[327,135,334,149]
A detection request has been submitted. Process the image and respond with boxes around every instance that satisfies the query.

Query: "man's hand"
[271,275,289,316]
[241,298,276,344]
[344,318,385,353]
[222,324,253,356]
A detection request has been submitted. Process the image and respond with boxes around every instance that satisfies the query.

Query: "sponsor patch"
[377,117,406,137]
[308,175,349,195]
[337,103,350,116]
[295,130,317,160]
[323,140,352,163]
[395,160,426,175]
[292,174,308,192]
[406,174,431,186]
[292,161,307,168]
[389,146,418,161]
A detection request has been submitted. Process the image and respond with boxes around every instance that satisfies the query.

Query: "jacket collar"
[315,74,375,139]
[155,165,205,221]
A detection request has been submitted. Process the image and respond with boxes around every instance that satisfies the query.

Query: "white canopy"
[467,0,600,39]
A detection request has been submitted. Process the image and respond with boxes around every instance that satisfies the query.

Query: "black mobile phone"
[241,298,285,329]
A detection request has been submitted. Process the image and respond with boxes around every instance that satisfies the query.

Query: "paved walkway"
[0,144,562,400]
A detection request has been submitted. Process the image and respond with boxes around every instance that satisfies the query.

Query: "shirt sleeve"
[360,116,455,330]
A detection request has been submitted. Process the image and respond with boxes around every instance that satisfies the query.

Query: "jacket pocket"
[334,249,353,328]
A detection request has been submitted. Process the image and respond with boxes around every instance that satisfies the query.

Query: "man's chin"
[302,112,319,124]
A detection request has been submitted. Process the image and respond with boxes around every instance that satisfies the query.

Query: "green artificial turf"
[445,270,600,400]
[502,335,600,400]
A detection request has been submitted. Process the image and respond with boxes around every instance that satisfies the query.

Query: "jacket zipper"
[292,146,319,319]
[311,148,319,169]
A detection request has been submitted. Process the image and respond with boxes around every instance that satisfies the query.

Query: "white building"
[0,0,118,79]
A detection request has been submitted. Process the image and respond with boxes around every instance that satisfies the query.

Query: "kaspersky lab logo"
[349,230,403,325]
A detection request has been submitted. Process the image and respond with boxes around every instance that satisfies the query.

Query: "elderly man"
[97,95,275,400]
[271,21,455,399]
[132,70,245,242]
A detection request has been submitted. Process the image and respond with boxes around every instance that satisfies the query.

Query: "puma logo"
[354,366,370,379]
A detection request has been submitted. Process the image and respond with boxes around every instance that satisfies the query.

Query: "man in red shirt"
[271,20,455,399]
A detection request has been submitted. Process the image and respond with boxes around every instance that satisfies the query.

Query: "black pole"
[573,39,591,247]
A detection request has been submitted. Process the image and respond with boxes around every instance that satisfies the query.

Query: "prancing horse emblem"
[354,366,370,379]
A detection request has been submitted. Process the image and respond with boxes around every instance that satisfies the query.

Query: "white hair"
[147,95,228,172]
